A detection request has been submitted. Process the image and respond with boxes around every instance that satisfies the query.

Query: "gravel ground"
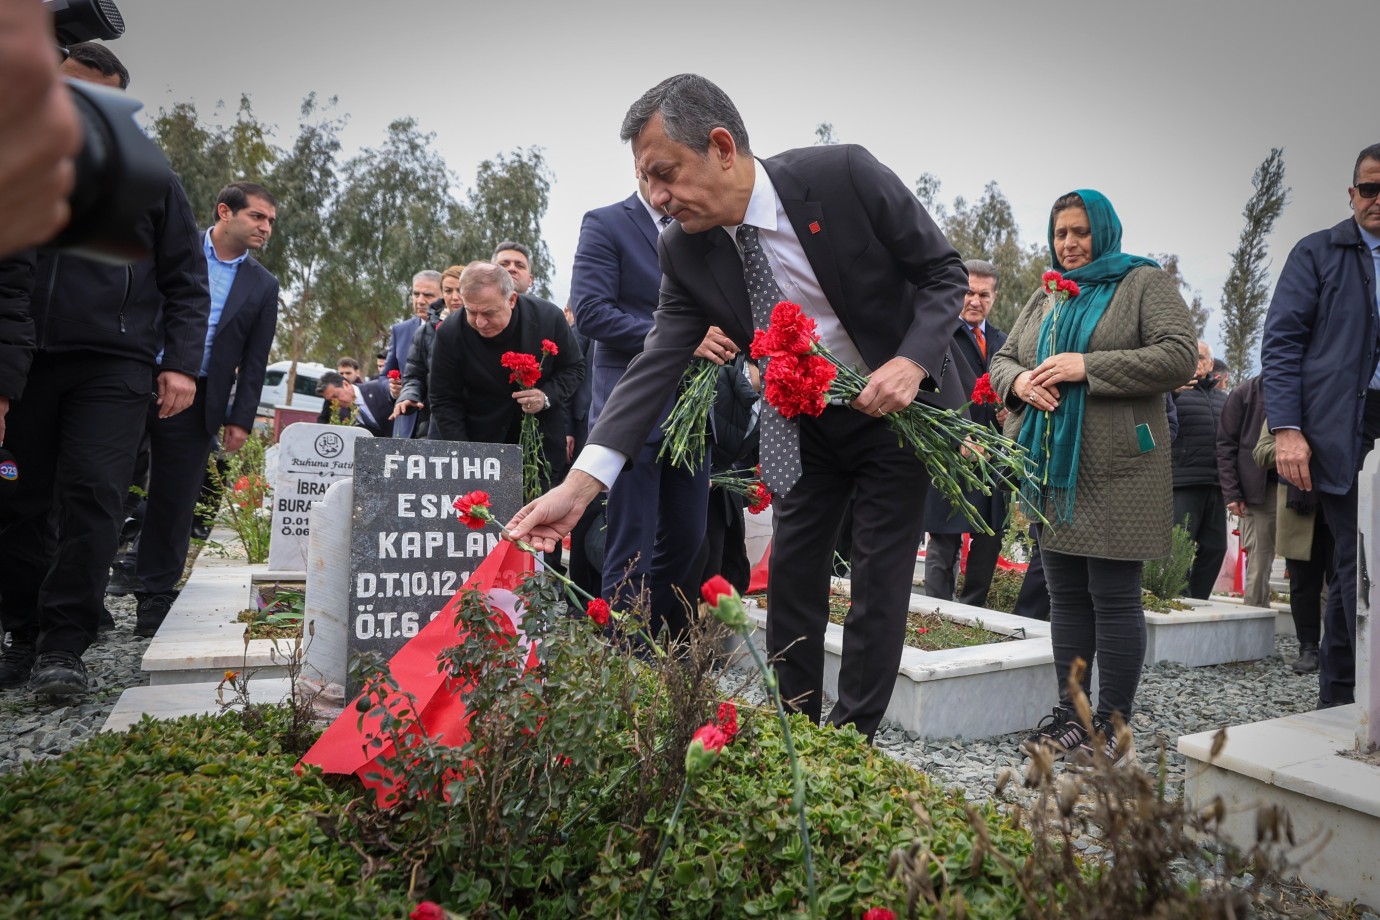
[1,590,1372,917]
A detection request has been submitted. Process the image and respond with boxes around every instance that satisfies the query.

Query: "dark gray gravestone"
[346,438,522,693]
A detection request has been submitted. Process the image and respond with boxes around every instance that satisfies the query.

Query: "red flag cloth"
[298,539,536,806]
[748,540,771,594]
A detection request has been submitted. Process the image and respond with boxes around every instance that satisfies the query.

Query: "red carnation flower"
[764,354,835,418]
[1042,270,1061,284]
[971,373,1000,406]
[387,369,401,380]
[585,598,611,626]
[541,339,559,357]
[863,909,896,920]
[410,903,447,920]
[453,490,493,530]
[701,574,733,608]
[747,480,772,515]
[1057,278,1081,297]
[500,351,542,388]
[716,701,739,741]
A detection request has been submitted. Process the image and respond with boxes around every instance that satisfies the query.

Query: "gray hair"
[620,73,751,156]
[412,270,442,288]
[963,259,999,289]
[458,262,515,301]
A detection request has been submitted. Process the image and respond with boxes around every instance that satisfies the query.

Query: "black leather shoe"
[30,650,88,697]
[0,639,37,689]
[98,607,116,632]
[105,566,142,596]
[134,592,177,638]
[1292,643,1319,674]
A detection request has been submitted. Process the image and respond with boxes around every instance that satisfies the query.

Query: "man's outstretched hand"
[505,469,605,553]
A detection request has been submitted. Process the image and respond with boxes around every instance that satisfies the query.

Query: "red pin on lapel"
[809,221,822,234]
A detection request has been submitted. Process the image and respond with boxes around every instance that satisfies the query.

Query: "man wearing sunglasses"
[1261,142,1380,710]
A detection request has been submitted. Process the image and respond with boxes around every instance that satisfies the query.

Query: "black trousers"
[1043,549,1146,721]
[136,377,215,596]
[1013,524,1050,621]
[1285,508,1331,648]
[701,490,751,595]
[0,353,149,654]
[602,441,709,639]
[1172,484,1228,599]
[766,406,927,742]
[1316,389,1380,707]
[924,531,1001,607]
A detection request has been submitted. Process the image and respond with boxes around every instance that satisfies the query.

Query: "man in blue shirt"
[1261,142,1380,708]
[132,183,280,637]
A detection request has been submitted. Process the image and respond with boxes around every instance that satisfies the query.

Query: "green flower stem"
[636,776,691,918]
[740,627,817,917]
[658,359,720,472]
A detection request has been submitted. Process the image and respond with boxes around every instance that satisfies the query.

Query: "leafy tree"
[936,181,1049,333]
[460,147,556,299]
[914,172,943,213]
[148,95,276,223]
[261,94,346,364]
[316,118,465,363]
[814,122,838,146]
[1151,252,1209,336]
[1219,148,1289,383]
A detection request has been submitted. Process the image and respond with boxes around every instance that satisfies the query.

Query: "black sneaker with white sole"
[29,650,88,698]
[1019,706,1090,760]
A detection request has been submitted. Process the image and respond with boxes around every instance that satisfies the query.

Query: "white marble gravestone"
[267,423,372,573]
[1357,452,1378,751]
[301,477,354,698]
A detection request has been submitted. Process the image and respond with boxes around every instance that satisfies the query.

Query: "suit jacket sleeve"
[154,177,212,377]
[585,245,708,462]
[846,145,966,383]
[383,321,404,375]
[426,315,469,441]
[223,267,279,431]
[399,323,431,403]
[1216,384,1246,503]
[1260,239,1318,432]
[536,314,584,412]
[0,251,35,400]
[570,209,655,353]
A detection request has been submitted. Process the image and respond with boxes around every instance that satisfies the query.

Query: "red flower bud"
[863,909,896,920]
[701,575,734,608]
[410,902,447,920]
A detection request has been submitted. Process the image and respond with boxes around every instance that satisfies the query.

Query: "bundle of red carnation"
[751,301,1036,534]
[500,344,560,501]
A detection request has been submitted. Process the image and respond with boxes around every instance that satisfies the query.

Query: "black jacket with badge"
[24,175,209,376]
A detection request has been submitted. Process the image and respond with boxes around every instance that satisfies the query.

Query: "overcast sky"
[111,0,1374,361]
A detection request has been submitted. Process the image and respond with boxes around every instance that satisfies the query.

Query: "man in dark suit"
[923,260,1008,607]
[316,370,396,437]
[1262,141,1380,708]
[570,181,715,636]
[428,262,584,485]
[509,74,966,740]
[383,270,441,439]
[133,182,280,636]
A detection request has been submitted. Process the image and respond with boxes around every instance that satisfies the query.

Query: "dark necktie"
[971,324,986,361]
[658,215,672,231]
[736,223,803,496]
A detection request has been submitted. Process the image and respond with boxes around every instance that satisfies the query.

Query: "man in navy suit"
[510,74,966,740]
[571,180,720,636]
[383,270,441,439]
[1262,142,1380,708]
[316,370,396,438]
[923,259,1009,607]
[131,182,280,636]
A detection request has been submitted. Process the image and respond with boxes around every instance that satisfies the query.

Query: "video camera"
[43,0,170,263]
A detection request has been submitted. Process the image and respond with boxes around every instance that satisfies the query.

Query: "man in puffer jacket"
[1171,340,1229,598]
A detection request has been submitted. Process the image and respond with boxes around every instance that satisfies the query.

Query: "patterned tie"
[736,224,803,496]
[971,324,986,361]
[658,215,672,231]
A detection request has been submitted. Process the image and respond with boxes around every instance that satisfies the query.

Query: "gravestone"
[1358,453,1379,751]
[267,423,372,573]
[346,438,521,695]
[301,477,355,701]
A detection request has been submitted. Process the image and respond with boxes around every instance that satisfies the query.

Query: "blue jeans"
[1042,549,1146,721]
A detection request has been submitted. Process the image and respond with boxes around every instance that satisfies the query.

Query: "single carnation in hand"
[453,490,492,530]
[971,373,1000,406]
[541,338,559,356]
[387,369,401,380]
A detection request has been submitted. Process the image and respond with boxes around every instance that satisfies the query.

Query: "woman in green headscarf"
[989,190,1197,767]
